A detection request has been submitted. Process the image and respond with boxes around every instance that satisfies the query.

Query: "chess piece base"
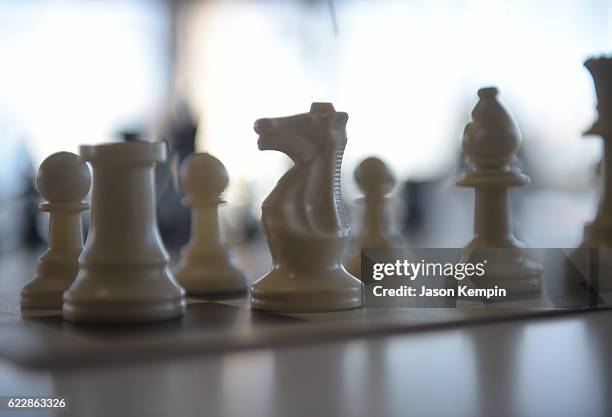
[63,267,185,323]
[176,263,248,298]
[463,249,542,302]
[555,248,612,307]
[63,299,185,323]
[476,261,541,301]
[20,253,80,309]
[21,287,64,309]
[251,268,364,313]
[582,222,612,249]
[345,254,361,281]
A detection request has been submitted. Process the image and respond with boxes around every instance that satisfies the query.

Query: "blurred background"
[1,0,612,257]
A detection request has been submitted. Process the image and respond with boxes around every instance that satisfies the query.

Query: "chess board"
[2,242,607,371]
[0,292,596,370]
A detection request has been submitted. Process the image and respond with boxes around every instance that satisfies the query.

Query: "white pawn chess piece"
[63,142,186,323]
[20,152,91,309]
[173,153,247,297]
[251,103,364,312]
[457,87,541,299]
[345,157,400,281]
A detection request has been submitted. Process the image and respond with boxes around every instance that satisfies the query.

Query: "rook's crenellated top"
[584,56,612,136]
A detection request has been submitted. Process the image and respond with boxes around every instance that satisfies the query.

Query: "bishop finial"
[477,87,499,98]
[310,102,336,114]
[463,87,521,170]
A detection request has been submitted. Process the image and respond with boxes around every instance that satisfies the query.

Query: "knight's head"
[254,103,348,161]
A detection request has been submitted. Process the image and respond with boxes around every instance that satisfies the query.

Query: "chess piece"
[63,142,186,323]
[20,152,91,309]
[174,153,248,297]
[251,103,364,312]
[559,57,612,305]
[157,102,198,248]
[581,57,612,248]
[345,157,401,281]
[457,87,541,299]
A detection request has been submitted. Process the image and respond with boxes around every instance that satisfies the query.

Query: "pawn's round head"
[36,152,91,203]
[180,152,229,200]
[354,157,395,196]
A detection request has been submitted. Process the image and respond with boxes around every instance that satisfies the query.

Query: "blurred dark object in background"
[401,180,428,237]
[221,179,261,244]
[1,0,609,253]
[114,102,196,252]
[0,137,41,253]
[156,101,197,251]
[118,130,143,143]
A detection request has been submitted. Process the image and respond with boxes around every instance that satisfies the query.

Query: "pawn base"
[175,267,248,298]
[21,253,79,309]
[251,267,364,313]
[21,284,65,310]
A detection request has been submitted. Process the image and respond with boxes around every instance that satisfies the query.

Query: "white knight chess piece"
[251,103,364,312]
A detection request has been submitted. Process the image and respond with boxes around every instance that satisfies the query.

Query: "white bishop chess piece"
[251,103,364,312]
[345,157,402,282]
[173,152,247,297]
[63,142,186,323]
[457,87,541,300]
[21,152,91,309]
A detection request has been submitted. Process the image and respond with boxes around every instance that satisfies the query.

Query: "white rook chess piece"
[457,87,541,299]
[564,56,612,300]
[174,153,247,297]
[21,152,91,309]
[581,57,612,248]
[63,142,186,323]
[251,103,364,312]
[345,157,400,281]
